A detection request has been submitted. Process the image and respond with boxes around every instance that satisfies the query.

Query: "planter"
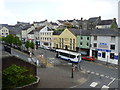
[15,76,40,89]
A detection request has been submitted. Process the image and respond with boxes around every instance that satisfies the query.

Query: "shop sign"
[96,49,111,52]
[98,43,108,49]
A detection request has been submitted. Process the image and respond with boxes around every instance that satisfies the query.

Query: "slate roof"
[33,20,47,24]
[91,28,120,36]
[34,26,45,31]
[4,25,22,35]
[88,17,100,22]
[50,22,58,26]
[17,21,30,25]
[69,28,120,36]
[20,25,32,30]
[57,20,65,23]
[0,24,8,27]
[28,30,34,34]
[69,29,92,36]
[53,30,63,35]
[97,20,113,25]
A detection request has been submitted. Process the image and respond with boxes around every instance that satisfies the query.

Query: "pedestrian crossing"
[83,69,116,80]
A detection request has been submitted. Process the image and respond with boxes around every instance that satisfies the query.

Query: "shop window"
[110,45,115,50]
[102,52,106,58]
[110,53,114,59]
[93,43,97,47]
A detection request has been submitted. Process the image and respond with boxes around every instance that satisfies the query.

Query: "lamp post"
[71,63,74,78]
[77,25,82,71]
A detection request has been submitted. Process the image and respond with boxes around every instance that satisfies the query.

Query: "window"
[2,33,3,35]
[80,42,82,46]
[93,43,97,47]
[102,52,106,58]
[87,37,89,40]
[110,45,115,50]
[94,36,97,40]
[86,43,89,46]
[110,53,114,59]
[111,36,115,41]
[6,33,8,35]
[81,37,83,40]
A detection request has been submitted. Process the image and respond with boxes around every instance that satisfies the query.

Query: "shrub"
[2,64,36,89]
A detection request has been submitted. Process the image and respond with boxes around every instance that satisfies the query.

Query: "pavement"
[36,65,88,88]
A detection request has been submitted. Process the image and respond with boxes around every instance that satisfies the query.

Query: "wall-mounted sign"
[114,55,118,60]
[98,43,108,49]
[96,49,111,52]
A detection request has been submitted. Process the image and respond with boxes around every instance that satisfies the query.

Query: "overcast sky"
[0,0,119,25]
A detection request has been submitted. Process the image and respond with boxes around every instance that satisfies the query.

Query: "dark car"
[82,56,95,61]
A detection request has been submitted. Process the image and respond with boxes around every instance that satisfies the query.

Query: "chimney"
[81,17,83,21]
[99,16,101,19]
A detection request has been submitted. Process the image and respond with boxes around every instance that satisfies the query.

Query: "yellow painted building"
[51,28,77,51]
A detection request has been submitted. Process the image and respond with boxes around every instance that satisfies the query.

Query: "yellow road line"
[37,56,53,67]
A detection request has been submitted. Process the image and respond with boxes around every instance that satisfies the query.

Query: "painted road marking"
[87,70,90,73]
[110,77,115,80]
[107,78,116,86]
[102,85,109,89]
[91,72,95,74]
[100,74,104,77]
[105,76,109,78]
[96,73,99,76]
[90,82,98,87]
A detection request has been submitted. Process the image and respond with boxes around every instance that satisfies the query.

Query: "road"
[34,48,118,89]
[8,47,118,89]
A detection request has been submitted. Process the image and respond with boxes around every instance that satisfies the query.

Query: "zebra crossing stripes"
[83,69,115,80]
[105,76,109,78]
[96,73,99,76]
[100,74,104,77]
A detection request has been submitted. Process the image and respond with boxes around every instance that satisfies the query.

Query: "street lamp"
[77,25,82,71]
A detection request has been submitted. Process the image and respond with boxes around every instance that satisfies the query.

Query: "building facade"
[90,29,120,64]
[39,26,53,48]
[0,27,9,37]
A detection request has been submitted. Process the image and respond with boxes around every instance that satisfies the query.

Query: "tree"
[5,34,14,46]
[110,22,115,29]
[25,41,30,51]
[12,36,18,47]
[17,40,22,47]
[29,41,34,54]
[29,41,34,49]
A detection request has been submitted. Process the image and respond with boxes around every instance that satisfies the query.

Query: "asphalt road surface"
[6,47,119,89]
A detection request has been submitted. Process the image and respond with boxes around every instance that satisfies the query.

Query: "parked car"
[82,56,95,61]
